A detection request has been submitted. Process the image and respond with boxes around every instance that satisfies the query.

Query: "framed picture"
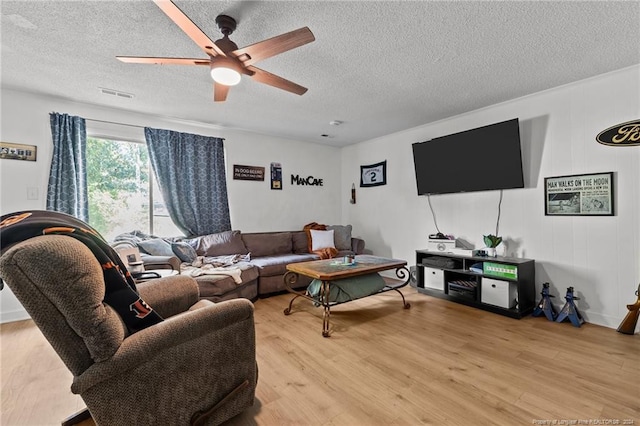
[0,141,37,162]
[360,160,387,187]
[545,172,614,216]
[270,162,282,190]
[233,164,265,181]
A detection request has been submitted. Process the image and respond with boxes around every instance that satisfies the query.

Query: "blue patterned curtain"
[46,112,88,221]
[144,127,231,236]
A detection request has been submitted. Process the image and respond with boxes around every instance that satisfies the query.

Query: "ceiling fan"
[117,0,315,102]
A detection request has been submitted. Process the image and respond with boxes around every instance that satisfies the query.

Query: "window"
[86,137,181,241]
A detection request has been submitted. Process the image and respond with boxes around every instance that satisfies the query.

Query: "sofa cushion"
[327,225,353,251]
[259,273,313,295]
[242,232,292,257]
[192,262,258,298]
[171,242,197,263]
[310,229,335,251]
[186,230,248,256]
[198,279,258,303]
[291,231,310,254]
[251,253,319,277]
[137,238,174,257]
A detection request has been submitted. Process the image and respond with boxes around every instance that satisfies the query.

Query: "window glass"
[151,170,180,237]
[86,137,181,241]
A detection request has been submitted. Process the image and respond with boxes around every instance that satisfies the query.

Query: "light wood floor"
[1,287,638,425]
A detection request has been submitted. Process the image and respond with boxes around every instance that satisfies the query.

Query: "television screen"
[412,118,524,195]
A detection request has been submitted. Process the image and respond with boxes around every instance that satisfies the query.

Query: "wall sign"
[544,172,614,216]
[270,162,282,190]
[360,160,386,187]
[291,174,323,186]
[0,142,37,162]
[233,164,265,181]
[596,119,640,146]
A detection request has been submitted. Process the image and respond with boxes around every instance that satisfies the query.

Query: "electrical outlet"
[27,187,39,200]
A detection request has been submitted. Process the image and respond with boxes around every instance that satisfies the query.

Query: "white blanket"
[179,254,249,284]
[181,264,243,283]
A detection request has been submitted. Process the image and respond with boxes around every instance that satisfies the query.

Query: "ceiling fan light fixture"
[117,4,315,102]
[211,67,241,86]
[210,59,242,86]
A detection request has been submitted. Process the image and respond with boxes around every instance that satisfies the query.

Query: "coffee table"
[283,255,411,337]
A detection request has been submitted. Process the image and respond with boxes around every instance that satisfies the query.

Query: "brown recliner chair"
[0,234,257,425]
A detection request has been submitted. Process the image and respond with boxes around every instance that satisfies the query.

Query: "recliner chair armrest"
[141,254,181,271]
[136,275,199,319]
[351,237,365,254]
[71,298,255,394]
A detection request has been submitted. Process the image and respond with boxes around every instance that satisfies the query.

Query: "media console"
[415,250,535,319]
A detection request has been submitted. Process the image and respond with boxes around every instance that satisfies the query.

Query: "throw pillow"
[303,222,327,253]
[137,238,174,257]
[327,225,353,251]
[186,230,248,257]
[171,242,197,263]
[310,229,335,251]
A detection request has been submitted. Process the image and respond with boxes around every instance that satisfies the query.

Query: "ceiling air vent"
[99,87,134,99]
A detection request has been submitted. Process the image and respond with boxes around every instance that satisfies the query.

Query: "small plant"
[483,234,502,248]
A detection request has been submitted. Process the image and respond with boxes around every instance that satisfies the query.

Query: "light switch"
[27,187,39,200]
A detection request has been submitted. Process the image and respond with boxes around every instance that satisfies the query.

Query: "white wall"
[3,66,638,328]
[225,133,341,232]
[0,88,340,322]
[341,65,640,329]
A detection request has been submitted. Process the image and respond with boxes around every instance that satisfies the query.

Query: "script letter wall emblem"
[596,119,640,147]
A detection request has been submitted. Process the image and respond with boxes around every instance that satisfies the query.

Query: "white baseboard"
[0,308,31,324]
[580,311,625,330]
[550,302,622,330]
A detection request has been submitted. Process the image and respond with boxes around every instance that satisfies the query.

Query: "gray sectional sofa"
[117,227,365,303]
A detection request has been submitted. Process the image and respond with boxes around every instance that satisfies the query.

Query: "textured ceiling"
[2,1,639,147]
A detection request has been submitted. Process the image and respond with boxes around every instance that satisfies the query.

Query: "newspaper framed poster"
[544,172,614,216]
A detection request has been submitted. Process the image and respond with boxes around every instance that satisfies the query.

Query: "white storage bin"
[481,278,517,309]
[423,267,444,291]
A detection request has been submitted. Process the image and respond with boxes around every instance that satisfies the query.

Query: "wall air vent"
[98,87,135,99]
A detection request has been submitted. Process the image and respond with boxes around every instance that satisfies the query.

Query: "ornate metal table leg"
[394,266,411,309]
[283,271,303,315]
[321,279,331,337]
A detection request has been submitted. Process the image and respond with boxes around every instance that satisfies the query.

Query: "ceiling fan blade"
[153,0,226,57]
[214,82,230,102]
[232,27,315,66]
[117,56,211,66]
[247,66,308,95]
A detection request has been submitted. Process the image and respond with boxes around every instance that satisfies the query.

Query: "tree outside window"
[86,137,181,241]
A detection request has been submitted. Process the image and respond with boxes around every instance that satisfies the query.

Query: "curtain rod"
[85,118,145,129]
[85,118,225,140]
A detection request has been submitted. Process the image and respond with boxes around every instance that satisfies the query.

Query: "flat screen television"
[412,118,524,195]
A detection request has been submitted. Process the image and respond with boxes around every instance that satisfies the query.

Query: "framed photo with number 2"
[360,160,387,187]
